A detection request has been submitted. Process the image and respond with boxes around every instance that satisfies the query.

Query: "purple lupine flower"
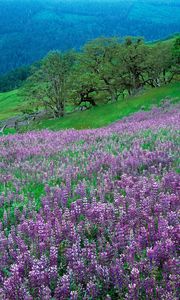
[0,104,179,298]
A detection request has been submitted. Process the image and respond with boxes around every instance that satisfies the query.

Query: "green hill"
[0,89,22,121]
[0,33,179,133]
[1,82,179,135]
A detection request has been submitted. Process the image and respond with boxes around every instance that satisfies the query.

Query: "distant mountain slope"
[0,0,179,75]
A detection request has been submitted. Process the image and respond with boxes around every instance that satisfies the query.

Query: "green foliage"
[146,39,180,87]
[25,82,180,131]
[68,71,102,107]
[173,37,180,63]
[0,35,179,125]
[68,37,123,106]
[21,51,76,118]
[79,37,124,102]
[67,36,179,107]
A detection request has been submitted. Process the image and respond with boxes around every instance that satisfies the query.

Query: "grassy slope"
[0,89,23,121]
[1,82,180,134]
[1,81,179,134]
[31,82,179,131]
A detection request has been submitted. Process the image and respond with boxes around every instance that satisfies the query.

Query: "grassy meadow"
[0,89,22,121]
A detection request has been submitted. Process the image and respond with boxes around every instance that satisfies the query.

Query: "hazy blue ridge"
[0,0,179,75]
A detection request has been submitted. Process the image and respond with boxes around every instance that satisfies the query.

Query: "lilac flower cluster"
[0,105,179,299]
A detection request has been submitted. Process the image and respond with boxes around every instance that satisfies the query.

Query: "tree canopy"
[20,35,180,118]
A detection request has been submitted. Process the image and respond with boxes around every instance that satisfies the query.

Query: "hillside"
[1,82,179,134]
[28,82,180,130]
[0,0,179,75]
[0,33,179,134]
[0,89,22,121]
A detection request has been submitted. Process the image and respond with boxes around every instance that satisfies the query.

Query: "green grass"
[0,89,23,121]
[31,82,180,131]
[1,82,179,134]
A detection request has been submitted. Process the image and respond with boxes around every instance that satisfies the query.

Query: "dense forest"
[0,0,180,76]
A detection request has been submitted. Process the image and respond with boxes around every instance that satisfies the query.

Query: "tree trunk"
[134,75,142,90]
[54,100,65,118]
[90,98,96,106]
[128,89,132,96]
[163,69,167,84]
[78,90,97,107]
[110,90,118,102]
[60,102,64,117]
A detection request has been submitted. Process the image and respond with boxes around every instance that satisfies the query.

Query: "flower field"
[0,104,179,299]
